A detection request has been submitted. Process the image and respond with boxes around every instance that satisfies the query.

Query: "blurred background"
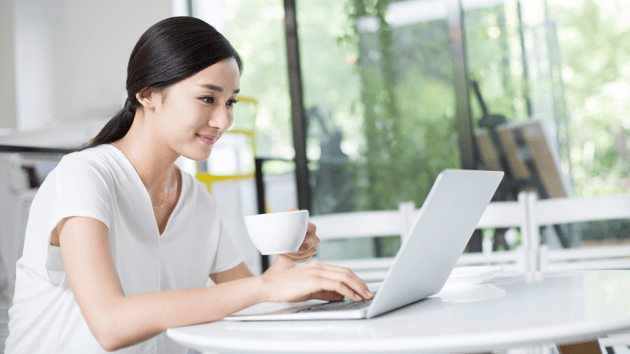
[1,0,629,298]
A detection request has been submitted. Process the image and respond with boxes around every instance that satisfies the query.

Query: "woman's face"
[150,57,240,161]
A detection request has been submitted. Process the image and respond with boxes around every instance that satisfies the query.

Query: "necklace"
[110,143,175,209]
[153,166,175,209]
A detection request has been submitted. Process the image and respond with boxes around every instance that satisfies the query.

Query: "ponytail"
[81,100,136,150]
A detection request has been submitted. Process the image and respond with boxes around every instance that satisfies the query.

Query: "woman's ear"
[136,88,157,110]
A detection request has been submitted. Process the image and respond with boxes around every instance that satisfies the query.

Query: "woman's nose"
[208,107,230,131]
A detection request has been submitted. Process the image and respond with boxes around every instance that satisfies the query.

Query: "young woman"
[5,17,372,353]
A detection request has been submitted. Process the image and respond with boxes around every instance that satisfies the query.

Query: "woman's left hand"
[277,208,319,264]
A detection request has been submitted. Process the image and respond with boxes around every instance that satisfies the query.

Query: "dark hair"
[83,16,242,149]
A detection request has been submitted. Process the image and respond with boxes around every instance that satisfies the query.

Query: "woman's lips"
[198,134,217,145]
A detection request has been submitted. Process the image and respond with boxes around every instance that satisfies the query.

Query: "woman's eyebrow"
[199,84,240,94]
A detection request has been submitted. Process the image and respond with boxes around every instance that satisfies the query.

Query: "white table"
[167,270,630,354]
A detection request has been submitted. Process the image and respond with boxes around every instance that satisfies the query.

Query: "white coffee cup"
[244,210,309,255]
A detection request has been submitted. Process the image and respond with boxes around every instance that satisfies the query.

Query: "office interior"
[1,0,629,350]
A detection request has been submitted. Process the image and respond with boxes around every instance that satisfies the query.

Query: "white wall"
[0,0,17,131]
[13,0,172,132]
[13,1,56,131]
[193,0,225,33]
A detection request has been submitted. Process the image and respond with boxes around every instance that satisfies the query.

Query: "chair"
[309,201,416,283]
[528,193,630,271]
[311,191,533,283]
[527,193,630,353]
[456,191,531,272]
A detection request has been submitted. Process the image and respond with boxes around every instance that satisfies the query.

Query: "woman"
[5,16,372,353]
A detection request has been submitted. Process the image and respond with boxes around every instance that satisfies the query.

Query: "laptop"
[225,169,504,321]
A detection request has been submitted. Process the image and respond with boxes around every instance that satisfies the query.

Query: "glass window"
[222,0,294,162]
[465,0,630,248]
[546,0,630,247]
[213,0,630,258]
[299,0,461,259]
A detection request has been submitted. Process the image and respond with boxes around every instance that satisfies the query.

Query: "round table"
[167,270,630,353]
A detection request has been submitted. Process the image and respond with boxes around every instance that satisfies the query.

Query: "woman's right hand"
[258,261,374,303]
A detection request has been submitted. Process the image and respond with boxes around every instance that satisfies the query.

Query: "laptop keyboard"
[295,299,373,313]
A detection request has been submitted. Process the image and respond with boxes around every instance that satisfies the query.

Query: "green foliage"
[223,0,293,161]
[464,3,529,123]
[548,0,630,197]
[225,0,630,219]
[343,0,461,212]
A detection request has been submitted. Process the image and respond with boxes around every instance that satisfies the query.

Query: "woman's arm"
[209,262,253,283]
[208,254,305,283]
[58,216,265,351]
[59,216,371,352]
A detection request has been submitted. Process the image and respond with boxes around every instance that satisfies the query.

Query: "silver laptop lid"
[366,169,503,318]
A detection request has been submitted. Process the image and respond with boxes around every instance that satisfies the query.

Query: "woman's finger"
[306,221,317,236]
[313,262,373,298]
[281,239,317,262]
[311,290,345,302]
[281,225,318,263]
[282,210,318,259]
[316,277,363,302]
[343,268,371,296]
[309,264,372,300]
[297,232,318,254]
[282,254,311,264]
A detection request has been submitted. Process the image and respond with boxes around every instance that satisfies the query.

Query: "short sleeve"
[40,154,113,286]
[50,155,112,234]
[210,218,244,274]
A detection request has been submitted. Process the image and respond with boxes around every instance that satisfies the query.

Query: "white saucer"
[444,266,504,287]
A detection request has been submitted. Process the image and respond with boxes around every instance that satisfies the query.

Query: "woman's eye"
[200,96,215,104]
[227,99,239,107]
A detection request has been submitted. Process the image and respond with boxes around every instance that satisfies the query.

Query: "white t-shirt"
[5,144,243,354]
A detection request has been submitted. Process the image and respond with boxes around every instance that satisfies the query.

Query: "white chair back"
[309,201,416,283]
[528,193,630,271]
[527,193,630,351]
[312,191,535,281]
[456,191,531,272]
